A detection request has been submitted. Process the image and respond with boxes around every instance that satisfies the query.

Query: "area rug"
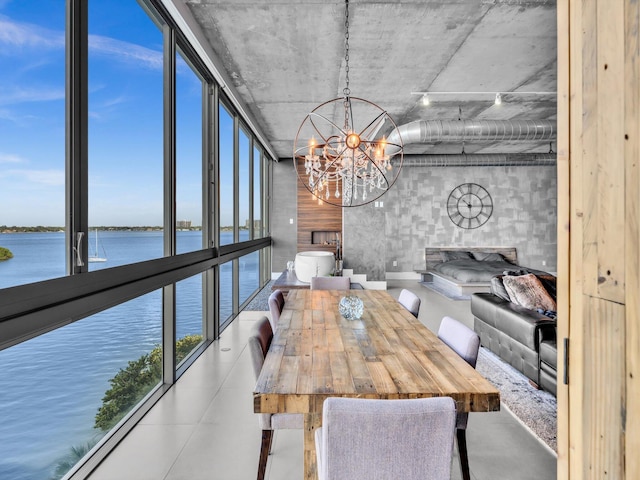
[419,281,471,301]
[476,347,557,453]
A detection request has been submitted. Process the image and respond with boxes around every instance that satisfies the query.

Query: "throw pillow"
[472,251,505,262]
[503,269,529,276]
[502,273,557,312]
[440,250,472,262]
[490,275,511,302]
[537,274,557,300]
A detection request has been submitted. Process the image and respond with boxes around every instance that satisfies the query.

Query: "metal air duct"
[385,119,556,154]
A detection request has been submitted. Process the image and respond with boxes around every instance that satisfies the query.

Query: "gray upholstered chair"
[437,315,481,480]
[315,396,456,480]
[310,276,350,290]
[398,288,421,317]
[267,289,285,331]
[248,316,303,480]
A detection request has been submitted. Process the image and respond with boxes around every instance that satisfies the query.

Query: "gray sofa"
[470,274,557,395]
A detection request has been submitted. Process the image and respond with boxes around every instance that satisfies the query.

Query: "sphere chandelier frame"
[292,0,404,207]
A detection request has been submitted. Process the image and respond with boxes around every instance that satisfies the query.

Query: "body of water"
[0,230,258,479]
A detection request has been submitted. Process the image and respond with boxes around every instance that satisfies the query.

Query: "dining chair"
[248,316,303,480]
[267,289,285,331]
[398,288,421,317]
[437,315,481,480]
[310,276,351,290]
[315,396,456,480]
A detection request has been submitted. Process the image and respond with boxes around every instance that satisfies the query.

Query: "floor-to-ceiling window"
[219,103,234,246]
[253,145,263,238]
[175,47,206,358]
[239,126,250,241]
[237,126,256,305]
[176,47,204,255]
[88,0,165,266]
[0,0,66,287]
[0,0,271,478]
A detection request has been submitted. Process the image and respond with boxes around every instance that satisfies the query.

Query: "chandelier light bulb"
[346,132,360,149]
[422,94,430,106]
[495,92,502,105]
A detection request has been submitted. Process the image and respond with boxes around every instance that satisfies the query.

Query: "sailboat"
[88,229,107,263]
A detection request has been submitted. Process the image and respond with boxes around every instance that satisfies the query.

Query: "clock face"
[447,183,493,229]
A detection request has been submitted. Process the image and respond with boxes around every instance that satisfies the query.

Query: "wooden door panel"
[562,1,640,479]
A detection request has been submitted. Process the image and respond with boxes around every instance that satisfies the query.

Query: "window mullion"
[163,24,177,385]
[66,0,89,275]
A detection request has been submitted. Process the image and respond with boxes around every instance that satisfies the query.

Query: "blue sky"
[0,0,226,227]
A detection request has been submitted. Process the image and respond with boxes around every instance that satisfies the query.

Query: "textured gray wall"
[273,161,557,280]
[344,164,557,280]
[270,159,298,273]
[343,201,385,280]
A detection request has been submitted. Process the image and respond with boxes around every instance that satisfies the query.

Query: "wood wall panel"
[624,1,640,477]
[296,160,342,255]
[580,0,599,299]
[583,297,625,479]
[595,0,625,304]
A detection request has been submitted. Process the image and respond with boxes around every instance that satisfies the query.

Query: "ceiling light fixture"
[293,0,403,207]
[410,90,555,105]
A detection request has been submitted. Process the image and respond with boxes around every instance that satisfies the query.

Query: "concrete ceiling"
[184,0,557,159]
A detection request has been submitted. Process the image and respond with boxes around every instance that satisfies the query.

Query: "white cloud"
[89,34,163,71]
[0,85,64,106]
[0,15,65,50]
[100,94,130,108]
[3,168,64,186]
[0,16,163,72]
[0,152,24,164]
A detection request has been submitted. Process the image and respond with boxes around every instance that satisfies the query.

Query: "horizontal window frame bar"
[0,237,271,352]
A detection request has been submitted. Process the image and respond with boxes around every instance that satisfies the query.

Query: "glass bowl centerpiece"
[338,295,364,320]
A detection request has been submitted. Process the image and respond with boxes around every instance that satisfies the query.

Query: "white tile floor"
[88,280,557,480]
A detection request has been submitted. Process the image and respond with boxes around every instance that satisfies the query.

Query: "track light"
[410,90,555,105]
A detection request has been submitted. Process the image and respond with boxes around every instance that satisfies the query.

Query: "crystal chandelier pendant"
[292,0,403,207]
[293,96,404,207]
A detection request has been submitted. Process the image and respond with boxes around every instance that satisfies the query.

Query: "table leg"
[303,412,322,480]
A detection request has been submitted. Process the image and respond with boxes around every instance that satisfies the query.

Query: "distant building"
[176,220,191,229]
[244,219,262,231]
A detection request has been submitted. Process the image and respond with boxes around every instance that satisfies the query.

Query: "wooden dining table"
[253,289,500,480]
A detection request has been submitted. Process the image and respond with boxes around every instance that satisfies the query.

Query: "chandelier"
[293,0,403,207]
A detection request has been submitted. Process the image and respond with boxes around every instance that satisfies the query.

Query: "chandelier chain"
[344,0,350,96]
[343,0,351,130]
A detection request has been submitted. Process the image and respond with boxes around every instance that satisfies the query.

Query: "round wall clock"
[447,182,493,229]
